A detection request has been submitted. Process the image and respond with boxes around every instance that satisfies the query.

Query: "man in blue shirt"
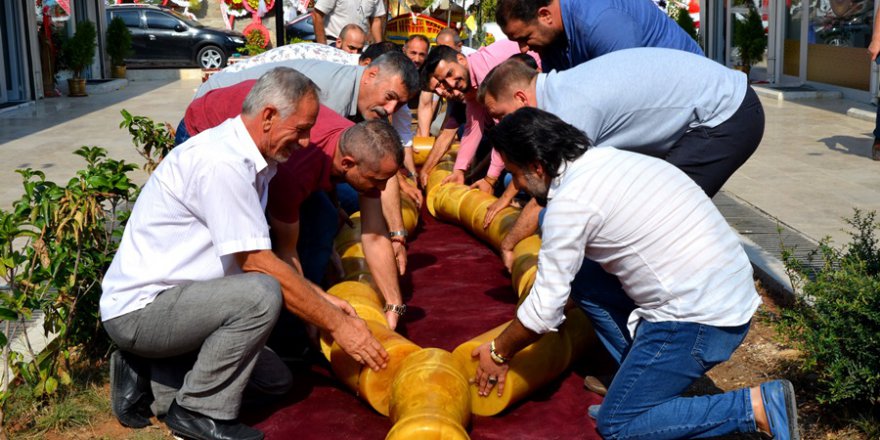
[495,0,703,71]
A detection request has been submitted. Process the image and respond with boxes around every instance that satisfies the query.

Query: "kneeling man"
[472,108,798,440]
[101,68,388,440]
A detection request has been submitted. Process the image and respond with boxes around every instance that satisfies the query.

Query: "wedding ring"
[488,376,498,385]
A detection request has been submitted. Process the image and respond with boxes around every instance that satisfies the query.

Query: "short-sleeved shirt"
[314,0,386,39]
[542,0,704,71]
[100,117,274,321]
[267,106,349,223]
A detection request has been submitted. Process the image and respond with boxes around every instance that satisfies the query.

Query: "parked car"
[285,11,315,42]
[106,4,246,68]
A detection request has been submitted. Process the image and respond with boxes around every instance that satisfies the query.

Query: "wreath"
[242,22,271,48]
[242,0,275,14]
[223,0,249,17]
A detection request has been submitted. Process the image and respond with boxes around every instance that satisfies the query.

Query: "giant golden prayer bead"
[387,348,471,440]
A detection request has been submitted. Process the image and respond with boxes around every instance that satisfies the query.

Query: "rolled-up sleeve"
[517,195,602,334]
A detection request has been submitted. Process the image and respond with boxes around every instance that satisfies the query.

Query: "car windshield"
[165,8,203,28]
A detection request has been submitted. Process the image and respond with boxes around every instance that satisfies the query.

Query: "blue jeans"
[297,192,337,284]
[596,320,756,439]
[336,183,360,215]
[571,260,635,364]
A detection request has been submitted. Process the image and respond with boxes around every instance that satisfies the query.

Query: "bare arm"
[270,215,304,275]
[499,198,541,271]
[236,248,389,370]
[483,180,519,229]
[417,91,436,137]
[359,194,403,329]
[312,9,328,45]
[418,126,457,188]
[870,11,880,59]
[380,176,408,275]
[472,318,541,397]
[370,15,384,43]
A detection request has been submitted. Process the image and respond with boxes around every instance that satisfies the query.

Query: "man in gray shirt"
[313,0,386,44]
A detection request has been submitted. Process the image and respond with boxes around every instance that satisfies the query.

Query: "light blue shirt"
[536,48,748,158]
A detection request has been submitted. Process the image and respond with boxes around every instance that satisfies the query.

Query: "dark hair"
[496,0,551,28]
[359,41,400,63]
[507,52,539,70]
[339,119,404,169]
[478,58,538,103]
[405,34,430,48]
[487,107,590,179]
[369,51,420,98]
[420,45,461,92]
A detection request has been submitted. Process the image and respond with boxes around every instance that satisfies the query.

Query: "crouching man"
[472,108,798,440]
[101,68,388,440]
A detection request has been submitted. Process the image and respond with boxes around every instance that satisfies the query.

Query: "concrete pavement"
[1,76,879,295]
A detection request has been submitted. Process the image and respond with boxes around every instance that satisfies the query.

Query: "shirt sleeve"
[516,194,603,334]
[487,149,505,179]
[393,107,413,147]
[314,0,335,14]
[197,159,272,257]
[586,9,642,57]
[453,98,488,171]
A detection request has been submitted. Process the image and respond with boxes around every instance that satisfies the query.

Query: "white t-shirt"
[100,117,276,321]
[314,0,386,39]
[517,147,760,336]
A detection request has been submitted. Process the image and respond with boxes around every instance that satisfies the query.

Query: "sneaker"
[760,379,800,440]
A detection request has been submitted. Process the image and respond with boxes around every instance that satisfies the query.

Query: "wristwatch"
[383,303,407,316]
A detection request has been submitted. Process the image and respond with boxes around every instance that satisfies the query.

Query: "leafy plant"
[105,17,133,67]
[672,6,699,43]
[0,147,137,434]
[61,20,97,78]
[778,209,880,406]
[732,4,767,75]
[238,29,268,56]
[119,109,176,174]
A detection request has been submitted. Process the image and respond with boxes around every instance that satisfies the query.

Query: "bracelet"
[399,168,414,179]
[388,230,408,239]
[390,235,406,245]
[484,176,498,186]
[383,303,407,316]
[489,340,510,364]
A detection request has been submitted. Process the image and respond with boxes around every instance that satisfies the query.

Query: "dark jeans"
[665,86,765,197]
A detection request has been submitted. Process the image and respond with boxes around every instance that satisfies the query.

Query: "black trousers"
[665,86,765,197]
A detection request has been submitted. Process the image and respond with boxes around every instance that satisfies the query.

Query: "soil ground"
[8,282,870,440]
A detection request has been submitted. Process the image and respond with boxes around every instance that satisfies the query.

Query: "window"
[146,11,181,31]
[113,10,141,28]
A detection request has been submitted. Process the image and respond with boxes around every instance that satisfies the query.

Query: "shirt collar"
[230,115,273,177]
[350,65,366,118]
[546,160,571,201]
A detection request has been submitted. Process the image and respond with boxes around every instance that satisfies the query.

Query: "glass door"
[805,0,874,90]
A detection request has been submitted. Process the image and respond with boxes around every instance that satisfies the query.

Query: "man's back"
[538,48,747,157]
[548,0,703,70]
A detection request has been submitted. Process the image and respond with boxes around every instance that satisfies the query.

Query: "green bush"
[674,6,699,43]
[105,17,133,67]
[61,20,97,78]
[778,209,880,406]
[732,4,767,74]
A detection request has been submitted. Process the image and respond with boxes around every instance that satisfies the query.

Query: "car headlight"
[228,36,245,44]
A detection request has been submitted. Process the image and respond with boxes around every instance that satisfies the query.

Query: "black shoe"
[110,350,153,428]
[165,400,264,440]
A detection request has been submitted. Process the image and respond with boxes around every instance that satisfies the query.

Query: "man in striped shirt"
[471,108,798,440]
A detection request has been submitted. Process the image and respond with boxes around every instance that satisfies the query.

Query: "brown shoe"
[583,375,611,396]
[873,138,880,161]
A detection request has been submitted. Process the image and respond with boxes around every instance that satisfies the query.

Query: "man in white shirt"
[471,108,798,440]
[336,23,367,54]
[313,0,386,44]
[101,68,389,440]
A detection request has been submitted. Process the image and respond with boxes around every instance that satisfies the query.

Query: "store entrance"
[0,0,28,105]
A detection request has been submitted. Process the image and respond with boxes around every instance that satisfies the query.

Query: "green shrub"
[119,109,176,174]
[732,4,767,74]
[105,17,133,67]
[238,29,268,56]
[778,209,880,406]
[61,20,97,78]
[674,6,699,43]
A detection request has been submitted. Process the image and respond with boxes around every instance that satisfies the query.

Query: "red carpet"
[248,208,607,439]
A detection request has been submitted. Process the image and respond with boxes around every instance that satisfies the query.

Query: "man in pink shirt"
[418,40,539,191]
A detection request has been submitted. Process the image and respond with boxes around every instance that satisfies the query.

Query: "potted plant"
[732,4,767,77]
[106,16,132,79]
[62,20,97,96]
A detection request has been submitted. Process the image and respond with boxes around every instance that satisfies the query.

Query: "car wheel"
[197,45,226,69]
